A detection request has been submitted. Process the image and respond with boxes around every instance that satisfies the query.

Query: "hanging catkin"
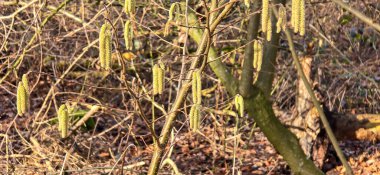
[292,0,301,33]
[105,33,112,70]
[257,42,263,71]
[22,74,29,94]
[299,0,305,36]
[276,5,286,33]
[124,20,133,50]
[124,0,135,14]
[253,40,258,69]
[17,82,27,115]
[253,40,263,71]
[158,64,165,95]
[58,104,69,138]
[234,94,244,117]
[244,0,250,8]
[261,0,269,33]
[21,74,29,111]
[99,23,109,69]
[189,104,200,132]
[168,3,177,21]
[192,69,202,104]
[261,0,269,32]
[266,11,272,41]
[152,64,159,95]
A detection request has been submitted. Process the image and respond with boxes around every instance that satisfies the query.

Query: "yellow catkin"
[152,64,159,95]
[266,11,272,41]
[276,5,286,33]
[17,82,27,115]
[196,70,202,105]
[22,74,29,94]
[257,42,263,71]
[293,0,301,33]
[281,6,287,31]
[17,85,22,115]
[189,104,200,132]
[192,70,198,104]
[299,0,305,36]
[99,23,108,68]
[58,104,69,138]
[130,0,136,14]
[291,0,296,27]
[189,105,195,129]
[192,69,202,104]
[164,22,171,37]
[261,0,269,33]
[124,0,129,13]
[157,65,164,95]
[168,3,177,21]
[58,104,65,131]
[105,33,112,70]
[194,105,200,131]
[21,74,29,110]
[234,94,244,117]
[253,40,263,71]
[124,0,135,14]
[276,15,282,33]
[253,40,258,69]
[124,20,133,50]
[244,0,250,8]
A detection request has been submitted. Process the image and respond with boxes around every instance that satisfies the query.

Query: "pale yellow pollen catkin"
[194,105,200,131]
[124,0,129,13]
[253,40,263,71]
[157,65,164,95]
[105,33,112,70]
[281,6,287,31]
[192,69,202,104]
[257,42,263,72]
[152,64,159,95]
[168,3,177,21]
[196,70,202,104]
[189,104,200,132]
[266,11,272,41]
[291,0,296,27]
[234,94,244,117]
[261,0,269,33]
[22,74,29,94]
[17,82,27,115]
[253,40,258,69]
[58,104,69,138]
[58,104,65,131]
[245,0,250,8]
[192,70,197,104]
[299,0,305,36]
[293,0,301,33]
[124,20,133,50]
[124,0,135,14]
[189,105,195,130]
[276,5,286,33]
[99,23,109,68]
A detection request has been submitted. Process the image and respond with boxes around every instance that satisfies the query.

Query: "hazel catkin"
[234,94,244,117]
[124,20,133,50]
[99,23,110,69]
[17,82,27,116]
[192,69,202,104]
[261,0,269,33]
[58,104,69,138]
